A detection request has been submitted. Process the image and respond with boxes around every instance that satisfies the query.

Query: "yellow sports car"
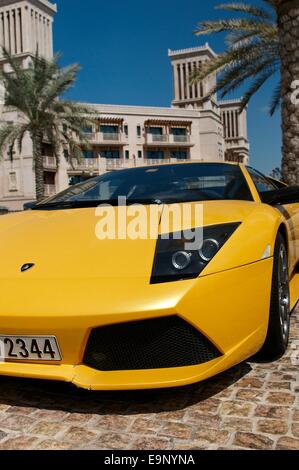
[0,162,298,390]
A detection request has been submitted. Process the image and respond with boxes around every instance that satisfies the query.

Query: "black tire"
[258,232,291,361]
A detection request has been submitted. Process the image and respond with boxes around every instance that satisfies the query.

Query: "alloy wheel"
[278,244,290,343]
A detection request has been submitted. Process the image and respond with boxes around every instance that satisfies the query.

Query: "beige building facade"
[0,0,249,210]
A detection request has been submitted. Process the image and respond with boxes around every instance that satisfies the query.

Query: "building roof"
[0,0,57,14]
[80,103,201,118]
[168,44,217,59]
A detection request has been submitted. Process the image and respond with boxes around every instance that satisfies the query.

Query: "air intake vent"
[84,315,221,371]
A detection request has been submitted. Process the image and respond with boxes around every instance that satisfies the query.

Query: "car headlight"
[150,222,240,284]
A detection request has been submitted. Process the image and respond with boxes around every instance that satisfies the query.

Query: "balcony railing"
[146,134,191,145]
[80,132,122,144]
[105,159,125,170]
[81,132,190,146]
[43,156,57,169]
[102,133,120,141]
[65,156,190,174]
[82,132,96,140]
[103,157,188,171]
[68,158,99,171]
[143,158,170,166]
[44,184,56,197]
[152,134,168,143]
[172,135,190,143]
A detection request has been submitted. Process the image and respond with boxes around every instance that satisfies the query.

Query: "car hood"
[0,200,268,281]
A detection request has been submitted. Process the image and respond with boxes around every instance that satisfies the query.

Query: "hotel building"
[0,0,249,210]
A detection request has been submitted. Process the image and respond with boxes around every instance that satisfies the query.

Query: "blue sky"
[53,0,280,174]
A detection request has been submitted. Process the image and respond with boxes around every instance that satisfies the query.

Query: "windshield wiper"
[33,198,164,210]
[33,200,96,210]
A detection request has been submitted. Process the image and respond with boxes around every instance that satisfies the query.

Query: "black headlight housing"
[150,222,240,284]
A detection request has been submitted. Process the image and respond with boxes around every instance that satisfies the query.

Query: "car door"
[247,167,299,271]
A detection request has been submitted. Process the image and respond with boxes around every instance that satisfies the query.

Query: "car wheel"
[258,232,291,361]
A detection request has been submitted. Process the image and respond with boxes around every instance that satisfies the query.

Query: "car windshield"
[34,163,253,209]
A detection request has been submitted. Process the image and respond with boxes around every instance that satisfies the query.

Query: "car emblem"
[21,263,35,272]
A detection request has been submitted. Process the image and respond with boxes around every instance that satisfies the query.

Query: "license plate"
[0,335,62,361]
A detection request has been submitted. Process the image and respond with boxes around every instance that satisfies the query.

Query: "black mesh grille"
[83,316,221,371]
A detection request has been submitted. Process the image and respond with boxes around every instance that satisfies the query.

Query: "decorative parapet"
[168,44,217,58]
[80,103,200,118]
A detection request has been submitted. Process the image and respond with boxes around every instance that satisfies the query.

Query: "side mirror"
[261,185,299,205]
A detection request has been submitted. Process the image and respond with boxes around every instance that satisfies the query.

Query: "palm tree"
[192,1,299,184]
[270,166,282,179]
[0,49,94,201]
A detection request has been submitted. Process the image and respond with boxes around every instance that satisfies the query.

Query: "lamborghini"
[0,162,298,390]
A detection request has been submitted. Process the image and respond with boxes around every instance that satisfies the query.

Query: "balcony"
[82,132,123,145]
[145,134,192,146]
[172,135,190,143]
[102,132,121,142]
[43,156,57,170]
[151,134,169,143]
[105,158,127,171]
[44,184,56,197]
[143,158,171,166]
[103,157,188,171]
[68,158,99,172]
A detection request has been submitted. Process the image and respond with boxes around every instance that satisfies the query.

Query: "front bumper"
[0,258,273,390]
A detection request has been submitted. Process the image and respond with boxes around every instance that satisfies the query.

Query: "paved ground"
[0,310,298,451]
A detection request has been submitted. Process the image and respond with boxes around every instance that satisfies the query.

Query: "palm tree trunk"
[31,131,45,202]
[278,0,299,184]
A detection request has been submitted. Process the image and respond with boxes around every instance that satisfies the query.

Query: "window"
[138,150,142,159]
[63,149,69,159]
[100,150,120,159]
[82,150,94,159]
[124,125,128,137]
[44,172,55,185]
[146,151,164,159]
[125,150,129,159]
[137,126,142,137]
[247,167,277,193]
[171,128,187,136]
[8,171,18,191]
[171,151,187,160]
[100,125,118,134]
[42,143,53,156]
[82,125,93,134]
[148,127,163,135]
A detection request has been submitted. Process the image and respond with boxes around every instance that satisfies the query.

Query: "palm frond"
[0,123,29,157]
[226,26,278,47]
[217,57,279,98]
[0,124,15,157]
[241,68,276,109]
[192,0,280,114]
[216,3,274,20]
[39,64,81,112]
[269,81,282,115]
[194,18,274,36]
[191,39,277,83]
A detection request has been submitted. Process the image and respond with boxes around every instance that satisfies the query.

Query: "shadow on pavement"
[0,361,252,416]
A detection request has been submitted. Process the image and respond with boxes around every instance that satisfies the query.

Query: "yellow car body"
[0,162,298,390]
